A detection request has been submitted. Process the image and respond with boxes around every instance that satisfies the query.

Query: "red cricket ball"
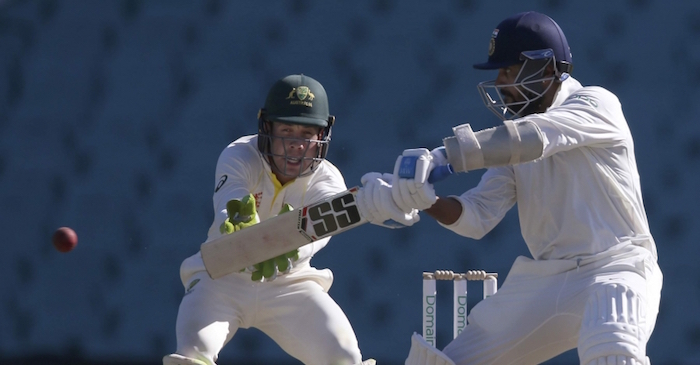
[53,227,78,253]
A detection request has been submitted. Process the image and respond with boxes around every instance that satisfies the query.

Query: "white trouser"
[442,245,662,365]
[173,262,362,365]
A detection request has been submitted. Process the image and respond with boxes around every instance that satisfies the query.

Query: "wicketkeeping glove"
[249,203,299,282]
[219,194,260,234]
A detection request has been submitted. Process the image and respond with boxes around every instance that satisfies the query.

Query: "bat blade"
[201,164,453,279]
[201,187,366,279]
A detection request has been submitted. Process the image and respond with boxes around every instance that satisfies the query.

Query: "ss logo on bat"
[306,192,362,237]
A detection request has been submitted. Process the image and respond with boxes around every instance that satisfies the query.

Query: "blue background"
[1,1,699,364]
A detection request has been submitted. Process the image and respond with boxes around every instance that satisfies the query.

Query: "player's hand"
[249,203,299,282]
[219,194,260,234]
[357,172,420,229]
[392,148,446,211]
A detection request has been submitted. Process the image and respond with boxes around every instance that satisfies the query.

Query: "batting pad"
[162,354,209,365]
[578,284,648,364]
[405,332,456,365]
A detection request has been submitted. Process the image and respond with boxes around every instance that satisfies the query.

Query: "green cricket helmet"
[257,74,335,179]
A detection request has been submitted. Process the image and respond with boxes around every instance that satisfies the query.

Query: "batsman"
[362,11,663,365]
[163,74,412,365]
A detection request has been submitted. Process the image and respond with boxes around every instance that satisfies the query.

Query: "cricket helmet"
[474,11,574,120]
[257,74,335,178]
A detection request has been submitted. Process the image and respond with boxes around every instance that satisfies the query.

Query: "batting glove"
[392,148,445,212]
[357,172,420,229]
[249,203,299,282]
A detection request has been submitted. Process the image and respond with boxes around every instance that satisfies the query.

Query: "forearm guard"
[443,121,544,172]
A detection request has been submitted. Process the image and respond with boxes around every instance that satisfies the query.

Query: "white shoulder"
[563,85,621,111]
[214,134,266,185]
[309,160,348,194]
[318,159,344,181]
[218,135,260,161]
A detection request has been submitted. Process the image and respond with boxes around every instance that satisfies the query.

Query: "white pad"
[443,121,544,172]
[162,354,209,365]
[579,285,649,364]
[405,333,456,365]
[585,356,647,365]
[448,123,484,172]
[356,359,377,365]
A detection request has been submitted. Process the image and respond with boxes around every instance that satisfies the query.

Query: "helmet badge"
[285,86,316,107]
[297,86,312,100]
[488,29,499,56]
[286,86,315,101]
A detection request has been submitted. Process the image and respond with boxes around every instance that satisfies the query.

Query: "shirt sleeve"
[207,143,263,242]
[440,166,517,239]
[522,86,630,159]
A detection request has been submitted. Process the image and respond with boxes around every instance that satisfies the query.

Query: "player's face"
[495,64,525,106]
[494,62,555,117]
[268,122,323,184]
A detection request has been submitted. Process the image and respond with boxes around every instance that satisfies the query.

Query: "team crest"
[286,86,315,106]
[296,86,310,100]
[488,29,499,56]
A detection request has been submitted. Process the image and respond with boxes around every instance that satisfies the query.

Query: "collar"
[548,76,583,110]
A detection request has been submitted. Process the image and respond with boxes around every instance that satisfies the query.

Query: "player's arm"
[208,145,260,240]
[393,88,625,213]
[533,88,628,158]
[390,120,542,212]
[442,87,624,173]
[442,120,544,173]
[424,196,462,225]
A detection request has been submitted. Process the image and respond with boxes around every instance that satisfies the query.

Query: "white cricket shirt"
[444,77,657,261]
[182,135,347,276]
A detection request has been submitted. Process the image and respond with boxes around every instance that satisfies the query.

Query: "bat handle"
[428,164,454,183]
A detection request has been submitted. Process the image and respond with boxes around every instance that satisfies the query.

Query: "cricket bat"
[201,162,454,279]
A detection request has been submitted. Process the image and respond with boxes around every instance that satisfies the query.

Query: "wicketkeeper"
[162,74,404,365]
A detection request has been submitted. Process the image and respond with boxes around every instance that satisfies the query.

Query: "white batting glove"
[392,148,445,211]
[357,172,420,229]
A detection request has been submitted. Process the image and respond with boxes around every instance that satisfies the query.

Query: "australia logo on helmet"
[488,29,499,56]
[286,86,315,107]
